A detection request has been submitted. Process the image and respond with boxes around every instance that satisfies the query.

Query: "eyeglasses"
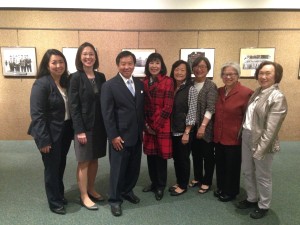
[222,73,237,78]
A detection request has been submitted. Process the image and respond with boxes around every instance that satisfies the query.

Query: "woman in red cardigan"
[142,53,174,201]
[214,62,253,202]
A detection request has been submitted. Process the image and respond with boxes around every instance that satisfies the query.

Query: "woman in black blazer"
[69,42,107,210]
[28,49,73,215]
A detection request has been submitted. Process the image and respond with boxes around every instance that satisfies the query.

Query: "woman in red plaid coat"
[142,53,174,201]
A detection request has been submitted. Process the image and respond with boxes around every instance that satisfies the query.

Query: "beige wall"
[0,10,299,140]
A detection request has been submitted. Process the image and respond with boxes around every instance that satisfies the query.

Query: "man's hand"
[112,136,124,151]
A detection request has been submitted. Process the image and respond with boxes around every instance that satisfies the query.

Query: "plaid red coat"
[143,74,174,159]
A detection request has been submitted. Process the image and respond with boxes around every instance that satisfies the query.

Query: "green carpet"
[0,141,299,225]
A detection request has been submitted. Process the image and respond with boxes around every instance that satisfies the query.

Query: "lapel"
[80,71,95,97]
[222,82,240,102]
[116,74,136,103]
[133,76,143,104]
[94,72,102,93]
[47,75,62,98]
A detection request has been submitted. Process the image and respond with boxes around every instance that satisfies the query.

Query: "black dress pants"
[147,155,167,191]
[108,140,142,206]
[215,143,241,196]
[172,135,191,189]
[191,138,215,185]
[41,120,73,209]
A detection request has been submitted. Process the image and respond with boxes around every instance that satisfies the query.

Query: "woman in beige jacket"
[236,61,288,219]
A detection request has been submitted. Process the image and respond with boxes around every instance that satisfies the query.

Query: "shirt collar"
[119,73,133,83]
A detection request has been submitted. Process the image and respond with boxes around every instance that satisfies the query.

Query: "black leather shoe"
[143,185,155,192]
[236,199,258,209]
[111,205,122,217]
[155,189,164,201]
[50,206,66,215]
[218,194,236,202]
[80,198,98,210]
[122,193,140,204]
[62,198,68,205]
[250,207,268,219]
[170,188,187,196]
[213,189,222,198]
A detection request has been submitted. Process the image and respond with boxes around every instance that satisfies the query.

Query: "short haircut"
[192,56,211,72]
[170,60,192,88]
[220,62,241,78]
[116,51,136,65]
[254,61,283,83]
[144,53,167,77]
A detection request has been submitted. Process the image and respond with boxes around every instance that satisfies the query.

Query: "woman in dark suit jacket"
[28,49,73,215]
[68,42,107,210]
[189,56,218,194]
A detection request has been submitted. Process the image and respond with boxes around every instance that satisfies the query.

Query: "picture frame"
[122,48,156,77]
[62,47,78,74]
[1,47,37,77]
[239,47,275,78]
[180,48,215,78]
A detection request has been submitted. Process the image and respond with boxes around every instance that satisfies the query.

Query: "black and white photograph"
[1,47,37,77]
[122,48,156,77]
[239,48,275,77]
[180,48,215,78]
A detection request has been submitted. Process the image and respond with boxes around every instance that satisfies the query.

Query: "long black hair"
[36,49,69,88]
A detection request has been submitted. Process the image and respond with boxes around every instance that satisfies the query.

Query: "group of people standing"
[28,42,287,220]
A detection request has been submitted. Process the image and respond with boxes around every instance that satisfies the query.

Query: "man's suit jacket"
[28,75,66,149]
[68,70,106,134]
[101,74,144,147]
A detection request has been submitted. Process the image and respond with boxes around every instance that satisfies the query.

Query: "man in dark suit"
[101,51,144,217]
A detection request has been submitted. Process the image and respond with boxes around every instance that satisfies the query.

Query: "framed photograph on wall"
[180,48,215,78]
[239,47,275,78]
[122,48,156,77]
[62,47,78,74]
[1,47,37,77]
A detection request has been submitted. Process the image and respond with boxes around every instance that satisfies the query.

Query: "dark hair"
[75,42,99,71]
[170,60,192,89]
[116,51,136,65]
[192,56,211,72]
[36,49,69,88]
[144,53,167,77]
[254,61,283,83]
